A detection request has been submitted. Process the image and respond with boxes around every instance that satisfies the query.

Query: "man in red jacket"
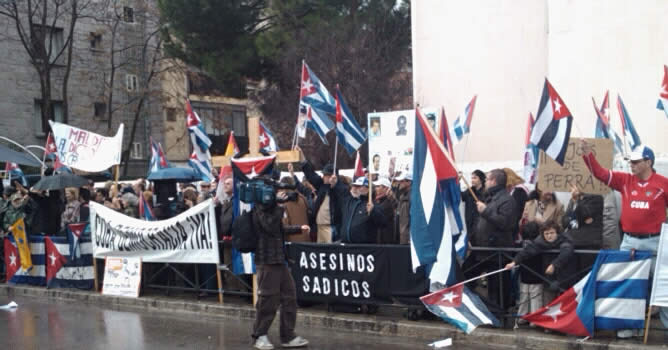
[581,140,668,338]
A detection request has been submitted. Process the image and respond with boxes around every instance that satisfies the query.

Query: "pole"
[216,265,223,304]
[459,174,480,202]
[421,267,511,300]
[93,258,100,292]
[333,137,339,173]
[643,306,652,344]
[41,134,49,176]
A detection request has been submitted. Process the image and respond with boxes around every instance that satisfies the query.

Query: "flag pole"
[421,267,511,299]
[333,136,339,173]
[41,133,49,176]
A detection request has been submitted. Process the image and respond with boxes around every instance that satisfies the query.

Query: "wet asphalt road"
[0,296,490,350]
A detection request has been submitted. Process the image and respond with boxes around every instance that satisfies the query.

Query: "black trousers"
[252,264,298,343]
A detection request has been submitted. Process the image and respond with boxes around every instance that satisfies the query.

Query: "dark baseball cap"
[322,164,334,176]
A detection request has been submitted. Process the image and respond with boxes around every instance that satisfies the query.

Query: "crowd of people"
[1,140,667,344]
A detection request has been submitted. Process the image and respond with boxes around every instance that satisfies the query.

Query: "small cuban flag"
[657,65,668,119]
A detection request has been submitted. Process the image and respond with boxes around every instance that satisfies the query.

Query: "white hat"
[373,177,391,188]
[625,144,655,163]
[395,172,413,181]
[352,176,369,186]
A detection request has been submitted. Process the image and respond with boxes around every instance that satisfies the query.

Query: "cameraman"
[251,188,310,349]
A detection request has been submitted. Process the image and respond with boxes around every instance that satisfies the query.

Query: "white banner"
[89,200,219,264]
[650,224,668,307]
[49,120,124,172]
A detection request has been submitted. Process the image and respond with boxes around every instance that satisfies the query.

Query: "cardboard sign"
[537,138,613,195]
[102,257,142,298]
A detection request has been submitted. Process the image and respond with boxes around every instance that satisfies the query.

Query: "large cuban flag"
[299,61,336,144]
[410,108,460,286]
[657,65,668,119]
[186,99,214,182]
[530,79,573,166]
[523,250,652,336]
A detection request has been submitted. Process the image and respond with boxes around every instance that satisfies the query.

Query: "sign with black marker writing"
[537,137,613,195]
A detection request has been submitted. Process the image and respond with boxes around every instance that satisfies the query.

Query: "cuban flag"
[5,162,27,186]
[138,192,154,221]
[4,235,44,285]
[230,154,276,275]
[421,284,501,334]
[259,120,278,152]
[44,132,71,174]
[657,65,668,119]
[529,79,573,166]
[224,131,240,157]
[523,250,652,336]
[592,92,624,155]
[299,61,336,144]
[67,223,87,260]
[410,108,461,286]
[44,235,94,290]
[437,107,466,260]
[523,113,538,184]
[148,137,169,177]
[452,95,477,143]
[185,99,214,182]
[617,95,642,151]
[334,88,367,155]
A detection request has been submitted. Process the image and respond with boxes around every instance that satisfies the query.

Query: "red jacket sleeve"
[582,152,625,192]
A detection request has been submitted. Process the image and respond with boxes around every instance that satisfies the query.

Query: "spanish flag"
[224,131,240,156]
[10,218,32,271]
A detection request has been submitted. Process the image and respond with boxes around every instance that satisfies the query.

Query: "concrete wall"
[413,0,668,163]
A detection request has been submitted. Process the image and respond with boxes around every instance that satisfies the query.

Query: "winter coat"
[476,185,516,247]
[513,234,575,289]
[331,182,385,244]
[510,185,529,242]
[374,194,398,244]
[2,203,26,233]
[523,199,565,226]
[253,205,301,265]
[462,186,485,244]
[301,161,341,239]
[396,187,411,245]
[282,192,311,242]
[61,200,82,230]
[565,194,604,249]
[219,199,234,238]
[601,191,622,249]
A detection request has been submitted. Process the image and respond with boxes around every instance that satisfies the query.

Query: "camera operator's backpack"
[232,209,258,253]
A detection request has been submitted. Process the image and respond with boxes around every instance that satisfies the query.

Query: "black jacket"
[563,194,604,249]
[253,205,301,265]
[301,161,341,237]
[513,234,575,289]
[331,182,385,244]
[462,186,484,244]
[476,185,516,247]
[374,194,398,244]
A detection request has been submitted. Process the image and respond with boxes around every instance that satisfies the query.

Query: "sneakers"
[281,336,309,348]
[254,335,274,350]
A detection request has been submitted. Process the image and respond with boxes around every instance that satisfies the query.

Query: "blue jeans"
[620,234,668,330]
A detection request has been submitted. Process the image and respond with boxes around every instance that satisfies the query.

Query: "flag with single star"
[259,120,278,152]
[530,79,573,165]
[44,235,94,290]
[299,61,336,145]
[67,223,87,260]
[420,284,500,334]
[522,250,652,336]
[451,95,477,143]
[4,237,21,281]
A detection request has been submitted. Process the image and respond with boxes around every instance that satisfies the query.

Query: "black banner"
[286,243,428,304]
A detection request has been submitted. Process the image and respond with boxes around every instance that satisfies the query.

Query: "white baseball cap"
[395,172,413,181]
[373,177,391,188]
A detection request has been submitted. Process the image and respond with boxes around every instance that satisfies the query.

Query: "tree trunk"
[61,0,78,123]
[122,96,147,176]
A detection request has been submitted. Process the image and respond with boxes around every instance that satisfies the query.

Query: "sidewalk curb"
[0,285,662,349]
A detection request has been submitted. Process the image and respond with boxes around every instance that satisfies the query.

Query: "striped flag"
[657,65,668,119]
[421,285,500,334]
[224,131,240,157]
[138,192,155,221]
[452,95,477,143]
[259,120,278,152]
[185,99,214,182]
[5,162,27,186]
[529,79,573,165]
[299,62,336,144]
[593,92,624,155]
[523,250,652,336]
[410,108,460,286]
[334,87,367,155]
[617,94,642,151]
[148,137,169,177]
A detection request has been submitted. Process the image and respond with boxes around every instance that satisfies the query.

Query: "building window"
[126,74,138,92]
[165,107,177,122]
[130,142,142,159]
[90,32,102,49]
[94,102,107,119]
[123,7,134,23]
[33,100,64,137]
[31,25,64,63]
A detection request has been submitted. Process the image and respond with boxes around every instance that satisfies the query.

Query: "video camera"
[238,176,297,205]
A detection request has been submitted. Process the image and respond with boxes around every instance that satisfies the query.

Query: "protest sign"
[49,121,123,172]
[650,224,668,307]
[537,137,613,194]
[367,109,421,177]
[102,257,142,298]
[89,199,219,264]
[286,243,428,304]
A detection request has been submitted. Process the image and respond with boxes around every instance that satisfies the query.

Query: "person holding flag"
[581,140,668,338]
